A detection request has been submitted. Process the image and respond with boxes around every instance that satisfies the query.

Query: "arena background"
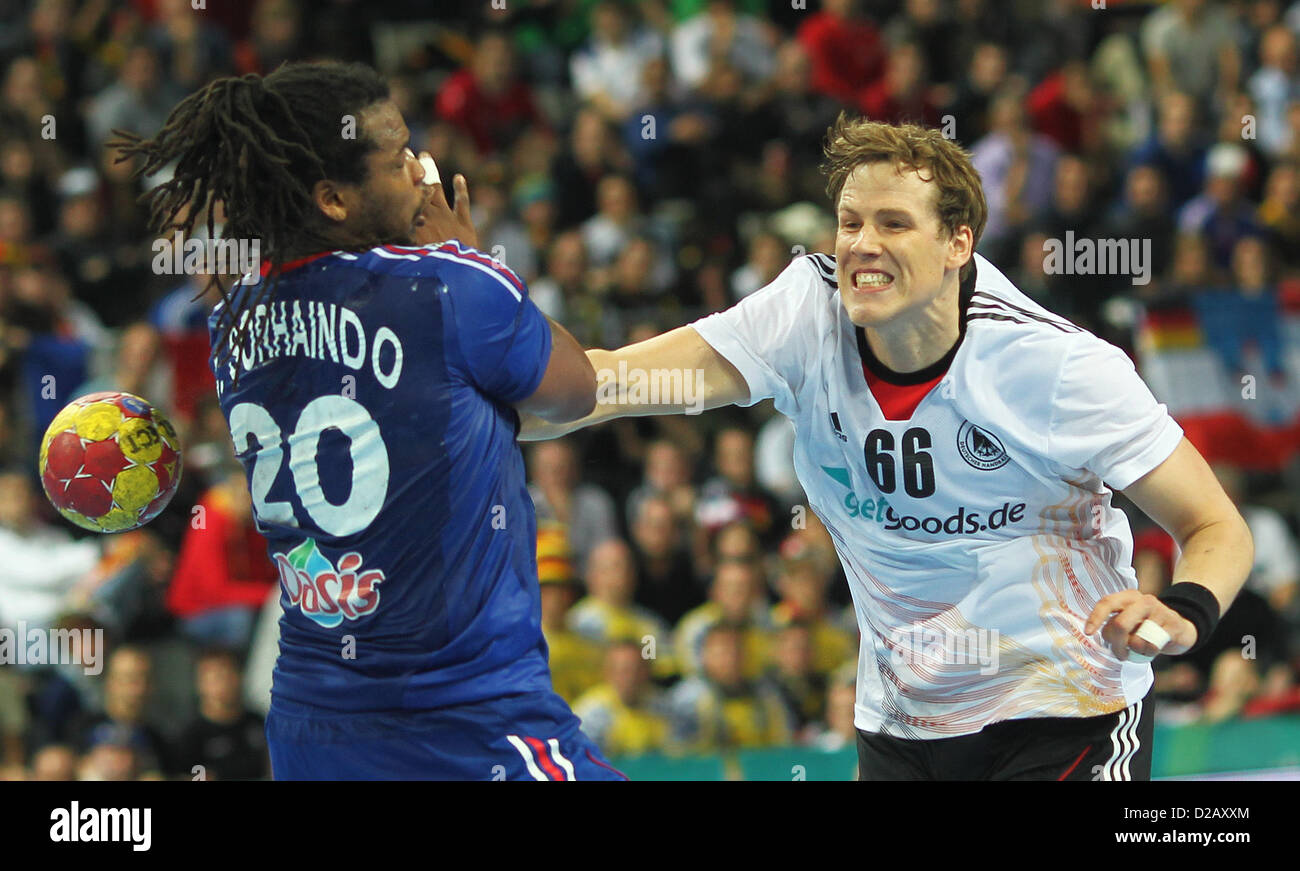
[0,0,1298,781]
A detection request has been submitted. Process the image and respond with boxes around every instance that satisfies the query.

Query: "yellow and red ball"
[38,391,183,533]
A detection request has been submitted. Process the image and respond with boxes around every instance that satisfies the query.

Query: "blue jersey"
[209,241,555,714]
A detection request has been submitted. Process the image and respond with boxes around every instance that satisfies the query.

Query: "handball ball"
[38,391,183,533]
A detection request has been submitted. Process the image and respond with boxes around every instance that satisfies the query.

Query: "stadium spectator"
[674,557,770,680]
[857,42,941,129]
[569,538,674,680]
[43,166,150,329]
[1213,91,1267,202]
[528,438,619,574]
[1025,60,1098,155]
[730,231,786,301]
[85,43,186,149]
[68,645,171,778]
[28,742,77,781]
[810,663,858,752]
[1141,0,1242,106]
[573,638,673,757]
[581,173,646,268]
[148,0,233,93]
[943,41,1010,147]
[1178,143,1263,271]
[694,426,783,548]
[77,726,146,780]
[550,107,631,230]
[0,469,99,634]
[669,0,774,93]
[750,40,842,182]
[1029,153,1109,329]
[476,181,540,282]
[667,622,791,751]
[570,0,664,123]
[883,0,960,90]
[1259,162,1300,273]
[63,529,175,643]
[1192,235,1287,390]
[1,136,55,239]
[9,264,106,440]
[143,274,221,426]
[970,88,1060,260]
[629,494,703,626]
[1247,23,1300,156]
[164,464,277,650]
[795,0,886,106]
[765,620,826,741]
[435,29,543,155]
[537,524,604,706]
[175,647,269,781]
[528,230,588,325]
[769,538,856,676]
[1126,90,1208,213]
[233,0,304,76]
[1097,163,1178,289]
[620,54,714,198]
[625,438,696,532]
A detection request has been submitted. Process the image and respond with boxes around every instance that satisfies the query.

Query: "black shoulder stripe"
[968,311,1033,327]
[971,291,1082,333]
[969,304,1074,333]
[806,253,837,290]
[807,251,836,271]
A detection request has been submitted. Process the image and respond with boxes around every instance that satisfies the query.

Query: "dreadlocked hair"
[107,61,390,382]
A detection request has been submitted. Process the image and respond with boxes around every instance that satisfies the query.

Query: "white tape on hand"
[1127,619,1171,663]
[419,154,440,186]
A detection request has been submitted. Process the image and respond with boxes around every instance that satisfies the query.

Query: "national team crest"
[957,421,1010,470]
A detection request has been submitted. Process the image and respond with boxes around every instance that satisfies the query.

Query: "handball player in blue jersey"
[111,62,626,780]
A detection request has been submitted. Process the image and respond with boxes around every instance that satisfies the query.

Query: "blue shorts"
[266,690,627,781]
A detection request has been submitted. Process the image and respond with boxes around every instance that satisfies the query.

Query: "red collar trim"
[259,250,333,277]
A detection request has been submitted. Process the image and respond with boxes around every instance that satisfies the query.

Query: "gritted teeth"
[855,271,893,287]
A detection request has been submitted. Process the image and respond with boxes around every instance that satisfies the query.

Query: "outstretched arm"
[517,325,750,440]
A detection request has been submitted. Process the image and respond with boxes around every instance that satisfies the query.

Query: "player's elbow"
[521,352,597,423]
[543,380,597,423]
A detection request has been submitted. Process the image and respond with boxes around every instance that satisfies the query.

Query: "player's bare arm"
[517,324,749,440]
[1085,437,1254,662]
[516,318,599,423]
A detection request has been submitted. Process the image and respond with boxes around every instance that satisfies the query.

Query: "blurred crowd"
[0,0,1298,779]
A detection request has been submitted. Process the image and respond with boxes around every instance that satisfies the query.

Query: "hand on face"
[410,150,477,249]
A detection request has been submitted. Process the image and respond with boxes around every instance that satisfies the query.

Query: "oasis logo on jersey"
[272,538,384,628]
[957,421,1010,471]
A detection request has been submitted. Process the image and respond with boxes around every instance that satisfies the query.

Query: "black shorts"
[856,692,1154,781]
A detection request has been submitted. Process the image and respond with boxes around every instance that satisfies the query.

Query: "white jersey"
[692,252,1182,739]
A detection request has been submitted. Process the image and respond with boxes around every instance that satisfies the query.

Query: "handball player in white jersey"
[523,115,1253,780]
